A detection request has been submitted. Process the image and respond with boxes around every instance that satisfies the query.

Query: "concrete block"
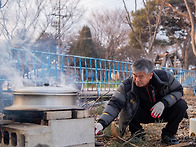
[49,118,95,147]
[76,110,90,118]
[45,110,72,120]
[0,123,52,147]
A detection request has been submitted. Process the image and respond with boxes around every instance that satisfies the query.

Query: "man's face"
[132,71,153,87]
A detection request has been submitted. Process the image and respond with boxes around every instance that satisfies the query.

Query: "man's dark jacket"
[98,69,184,137]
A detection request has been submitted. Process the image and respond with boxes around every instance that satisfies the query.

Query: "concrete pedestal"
[49,118,95,147]
[0,109,95,147]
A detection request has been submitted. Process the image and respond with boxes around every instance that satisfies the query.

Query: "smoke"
[0,41,80,112]
[0,40,79,91]
[0,43,23,89]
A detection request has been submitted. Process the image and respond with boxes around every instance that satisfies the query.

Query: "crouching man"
[95,58,188,145]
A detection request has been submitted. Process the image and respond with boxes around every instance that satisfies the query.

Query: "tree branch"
[149,0,164,52]
[143,0,152,41]
[122,0,149,58]
[164,1,189,18]
[184,0,196,56]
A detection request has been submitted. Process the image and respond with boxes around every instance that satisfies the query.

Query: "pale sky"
[81,0,143,12]
[79,0,144,26]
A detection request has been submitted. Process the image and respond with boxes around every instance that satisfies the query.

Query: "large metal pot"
[4,86,79,111]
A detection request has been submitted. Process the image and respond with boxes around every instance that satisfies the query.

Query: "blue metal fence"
[0,48,196,94]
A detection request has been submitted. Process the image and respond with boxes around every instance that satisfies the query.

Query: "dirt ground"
[93,94,196,147]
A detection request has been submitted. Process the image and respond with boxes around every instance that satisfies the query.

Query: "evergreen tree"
[128,0,196,68]
[71,26,97,58]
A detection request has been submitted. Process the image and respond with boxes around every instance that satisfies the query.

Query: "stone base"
[0,118,95,147]
[0,109,95,147]
[0,123,52,147]
[49,118,95,147]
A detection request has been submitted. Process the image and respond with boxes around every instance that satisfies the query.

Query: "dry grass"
[93,95,196,146]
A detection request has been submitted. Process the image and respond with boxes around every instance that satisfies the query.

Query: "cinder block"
[45,110,72,120]
[49,118,95,147]
[76,110,90,118]
[0,123,52,147]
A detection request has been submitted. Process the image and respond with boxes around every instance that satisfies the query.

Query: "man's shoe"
[161,134,179,145]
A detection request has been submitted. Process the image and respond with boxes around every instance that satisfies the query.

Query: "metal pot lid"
[13,86,78,95]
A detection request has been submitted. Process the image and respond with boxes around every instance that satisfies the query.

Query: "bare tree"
[0,0,85,49]
[49,0,85,45]
[43,0,85,64]
[0,0,49,47]
[184,0,196,56]
[163,0,196,57]
[87,9,130,60]
[122,0,164,59]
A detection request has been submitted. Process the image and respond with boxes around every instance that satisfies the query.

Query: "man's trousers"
[129,99,188,135]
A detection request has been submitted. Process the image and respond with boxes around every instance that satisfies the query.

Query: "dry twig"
[111,121,139,147]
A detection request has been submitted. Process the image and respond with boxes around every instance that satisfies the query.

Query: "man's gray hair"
[132,58,154,74]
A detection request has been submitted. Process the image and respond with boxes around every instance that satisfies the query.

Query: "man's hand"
[150,102,165,118]
[95,123,103,135]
